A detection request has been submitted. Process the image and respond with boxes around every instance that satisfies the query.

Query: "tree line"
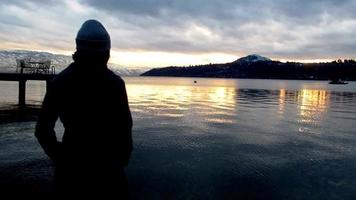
[141,59,356,80]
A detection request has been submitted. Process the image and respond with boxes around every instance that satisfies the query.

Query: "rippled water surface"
[0,77,356,199]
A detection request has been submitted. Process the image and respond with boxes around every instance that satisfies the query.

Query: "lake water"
[0,77,356,199]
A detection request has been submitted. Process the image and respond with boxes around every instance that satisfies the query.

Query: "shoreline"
[0,105,41,124]
[140,74,356,82]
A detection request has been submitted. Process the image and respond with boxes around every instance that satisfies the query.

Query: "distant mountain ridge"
[0,50,72,72]
[141,54,356,80]
[233,54,271,63]
[0,50,148,76]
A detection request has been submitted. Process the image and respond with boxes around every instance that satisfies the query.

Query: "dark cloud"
[0,0,355,61]
[81,0,356,23]
[77,0,356,59]
[0,0,59,7]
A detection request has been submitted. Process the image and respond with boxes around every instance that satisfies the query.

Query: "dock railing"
[0,59,56,108]
[16,59,55,75]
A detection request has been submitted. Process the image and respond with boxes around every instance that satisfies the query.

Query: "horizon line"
[0,48,354,68]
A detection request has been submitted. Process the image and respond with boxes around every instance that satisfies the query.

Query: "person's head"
[73,19,111,67]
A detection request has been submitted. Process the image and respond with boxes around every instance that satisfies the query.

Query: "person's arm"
[35,81,61,164]
[119,80,133,166]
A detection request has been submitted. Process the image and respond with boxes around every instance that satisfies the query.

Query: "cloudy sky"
[0,0,355,67]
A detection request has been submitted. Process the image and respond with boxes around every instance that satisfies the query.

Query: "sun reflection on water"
[295,89,329,134]
[126,84,236,123]
[278,89,286,114]
[126,81,335,131]
[297,89,328,123]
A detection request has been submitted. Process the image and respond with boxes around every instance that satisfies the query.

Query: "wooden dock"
[0,73,56,107]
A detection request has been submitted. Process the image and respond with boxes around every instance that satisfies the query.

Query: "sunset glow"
[0,0,355,68]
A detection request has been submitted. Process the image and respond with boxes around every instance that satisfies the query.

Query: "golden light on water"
[207,87,236,106]
[126,80,335,130]
[298,89,328,115]
[297,89,329,128]
[276,88,330,134]
[126,84,236,123]
[127,85,236,107]
[278,89,286,114]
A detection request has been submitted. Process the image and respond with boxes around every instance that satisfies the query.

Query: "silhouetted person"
[35,20,133,198]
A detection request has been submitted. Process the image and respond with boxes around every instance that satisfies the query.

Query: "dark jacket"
[35,63,133,169]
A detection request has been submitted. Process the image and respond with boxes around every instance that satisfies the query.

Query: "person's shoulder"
[50,63,76,85]
[106,69,125,86]
[55,63,74,77]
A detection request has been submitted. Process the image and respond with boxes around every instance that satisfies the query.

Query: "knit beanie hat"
[76,19,111,51]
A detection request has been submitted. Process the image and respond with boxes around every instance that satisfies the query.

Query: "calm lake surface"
[0,77,356,199]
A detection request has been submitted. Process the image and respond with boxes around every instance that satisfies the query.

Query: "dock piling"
[19,79,26,108]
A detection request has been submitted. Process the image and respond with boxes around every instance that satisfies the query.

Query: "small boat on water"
[329,79,348,85]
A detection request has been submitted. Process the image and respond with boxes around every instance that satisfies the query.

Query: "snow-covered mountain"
[0,50,149,76]
[110,67,151,77]
[0,50,72,72]
[234,54,271,63]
